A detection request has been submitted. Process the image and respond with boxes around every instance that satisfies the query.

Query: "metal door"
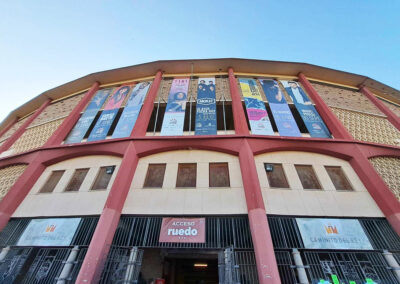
[218,247,240,284]
[0,247,32,284]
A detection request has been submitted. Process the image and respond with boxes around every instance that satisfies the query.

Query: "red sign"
[159,218,206,243]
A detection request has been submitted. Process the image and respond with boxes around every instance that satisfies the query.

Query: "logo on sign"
[197,98,215,105]
[45,225,56,233]
[324,225,338,235]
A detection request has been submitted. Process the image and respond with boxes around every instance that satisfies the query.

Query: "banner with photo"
[296,218,373,250]
[17,218,81,246]
[239,78,274,135]
[112,81,152,138]
[280,80,331,138]
[160,78,190,136]
[259,79,301,137]
[195,78,217,135]
[87,85,132,141]
[64,88,112,144]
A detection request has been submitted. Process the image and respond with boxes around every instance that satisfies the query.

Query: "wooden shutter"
[325,166,353,191]
[176,163,197,188]
[39,170,65,193]
[295,165,322,190]
[91,166,115,190]
[265,163,289,188]
[209,163,230,187]
[65,168,89,192]
[143,164,166,188]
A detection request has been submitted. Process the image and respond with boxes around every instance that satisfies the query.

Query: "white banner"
[296,218,373,250]
[17,218,81,246]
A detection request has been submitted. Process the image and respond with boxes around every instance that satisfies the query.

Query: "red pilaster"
[350,145,400,235]
[228,68,250,135]
[44,82,100,147]
[0,155,46,230]
[0,117,18,139]
[360,86,400,131]
[75,142,139,284]
[239,139,281,284]
[0,99,51,153]
[298,73,353,140]
[132,70,163,137]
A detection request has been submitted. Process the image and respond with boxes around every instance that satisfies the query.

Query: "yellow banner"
[239,78,263,101]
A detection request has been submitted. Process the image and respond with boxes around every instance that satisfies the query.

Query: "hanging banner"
[160,78,190,136]
[17,218,81,246]
[259,79,301,137]
[195,78,217,135]
[87,85,132,141]
[280,80,331,138]
[64,88,112,144]
[296,218,373,250]
[239,78,274,135]
[159,218,206,243]
[112,81,152,138]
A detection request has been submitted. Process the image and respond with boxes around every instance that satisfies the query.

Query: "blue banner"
[112,81,152,138]
[65,88,112,144]
[280,80,331,138]
[87,109,119,141]
[195,78,217,135]
[259,79,301,137]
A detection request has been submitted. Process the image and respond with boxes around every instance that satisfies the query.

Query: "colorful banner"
[259,79,301,137]
[87,85,132,141]
[296,218,373,250]
[112,81,152,138]
[160,78,190,136]
[239,78,274,135]
[195,78,217,135]
[159,218,205,243]
[280,80,331,138]
[64,88,112,144]
[17,218,81,246]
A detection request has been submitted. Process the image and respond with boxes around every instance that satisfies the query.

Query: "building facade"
[0,59,399,284]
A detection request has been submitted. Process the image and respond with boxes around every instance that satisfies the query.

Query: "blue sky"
[0,1,399,122]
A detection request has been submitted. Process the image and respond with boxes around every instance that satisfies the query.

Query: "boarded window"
[265,163,289,188]
[39,170,65,193]
[209,163,230,187]
[295,165,322,189]
[65,168,89,192]
[91,166,115,190]
[325,166,353,191]
[176,163,197,188]
[143,164,166,188]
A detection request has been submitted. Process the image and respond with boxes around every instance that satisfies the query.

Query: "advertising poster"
[17,218,81,246]
[259,79,301,137]
[296,218,373,250]
[159,218,206,243]
[239,78,274,135]
[112,81,152,138]
[87,85,132,141]
[64,88,112,144]
[280,80,331,138]
[160,78,190,136]
[195,78,217,135]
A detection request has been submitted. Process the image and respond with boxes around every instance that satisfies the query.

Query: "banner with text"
[17,218,81,246]
[195,78,217,135]
[112,81,152,138]
[259,79,301,137]
[280,80,331,138]
[239,78,274,135]
[296,218,373,250]
[65,88,112,144]
[160,78,190,136]
[159,217,206,243]
[87,85,132,141]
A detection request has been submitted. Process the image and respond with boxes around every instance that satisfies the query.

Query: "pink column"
[298,73,353,140]
[359,86,400,131]
[0,99,51,153]
[239,139,281,283]
[44,82,100,147]
[75,142,139,283]
[228,68,250,135]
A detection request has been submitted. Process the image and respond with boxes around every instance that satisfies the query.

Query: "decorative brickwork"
[0,164,27,201]
[311,82,383,116]
[0,115,31,142]
[381,99,400,118]
[216,77,231,101]
[369,156,400,201]
[331,107,400,146]
[156,78,173,103]
[10,118,64,154]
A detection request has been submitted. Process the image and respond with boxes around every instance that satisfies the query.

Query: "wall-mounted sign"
[296,218,373,250]
[159,218,205,243]
[17,218,81,246]
[195,78,217,135]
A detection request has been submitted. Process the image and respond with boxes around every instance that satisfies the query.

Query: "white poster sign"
[296,218,373,250]
[17,218,81,246]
